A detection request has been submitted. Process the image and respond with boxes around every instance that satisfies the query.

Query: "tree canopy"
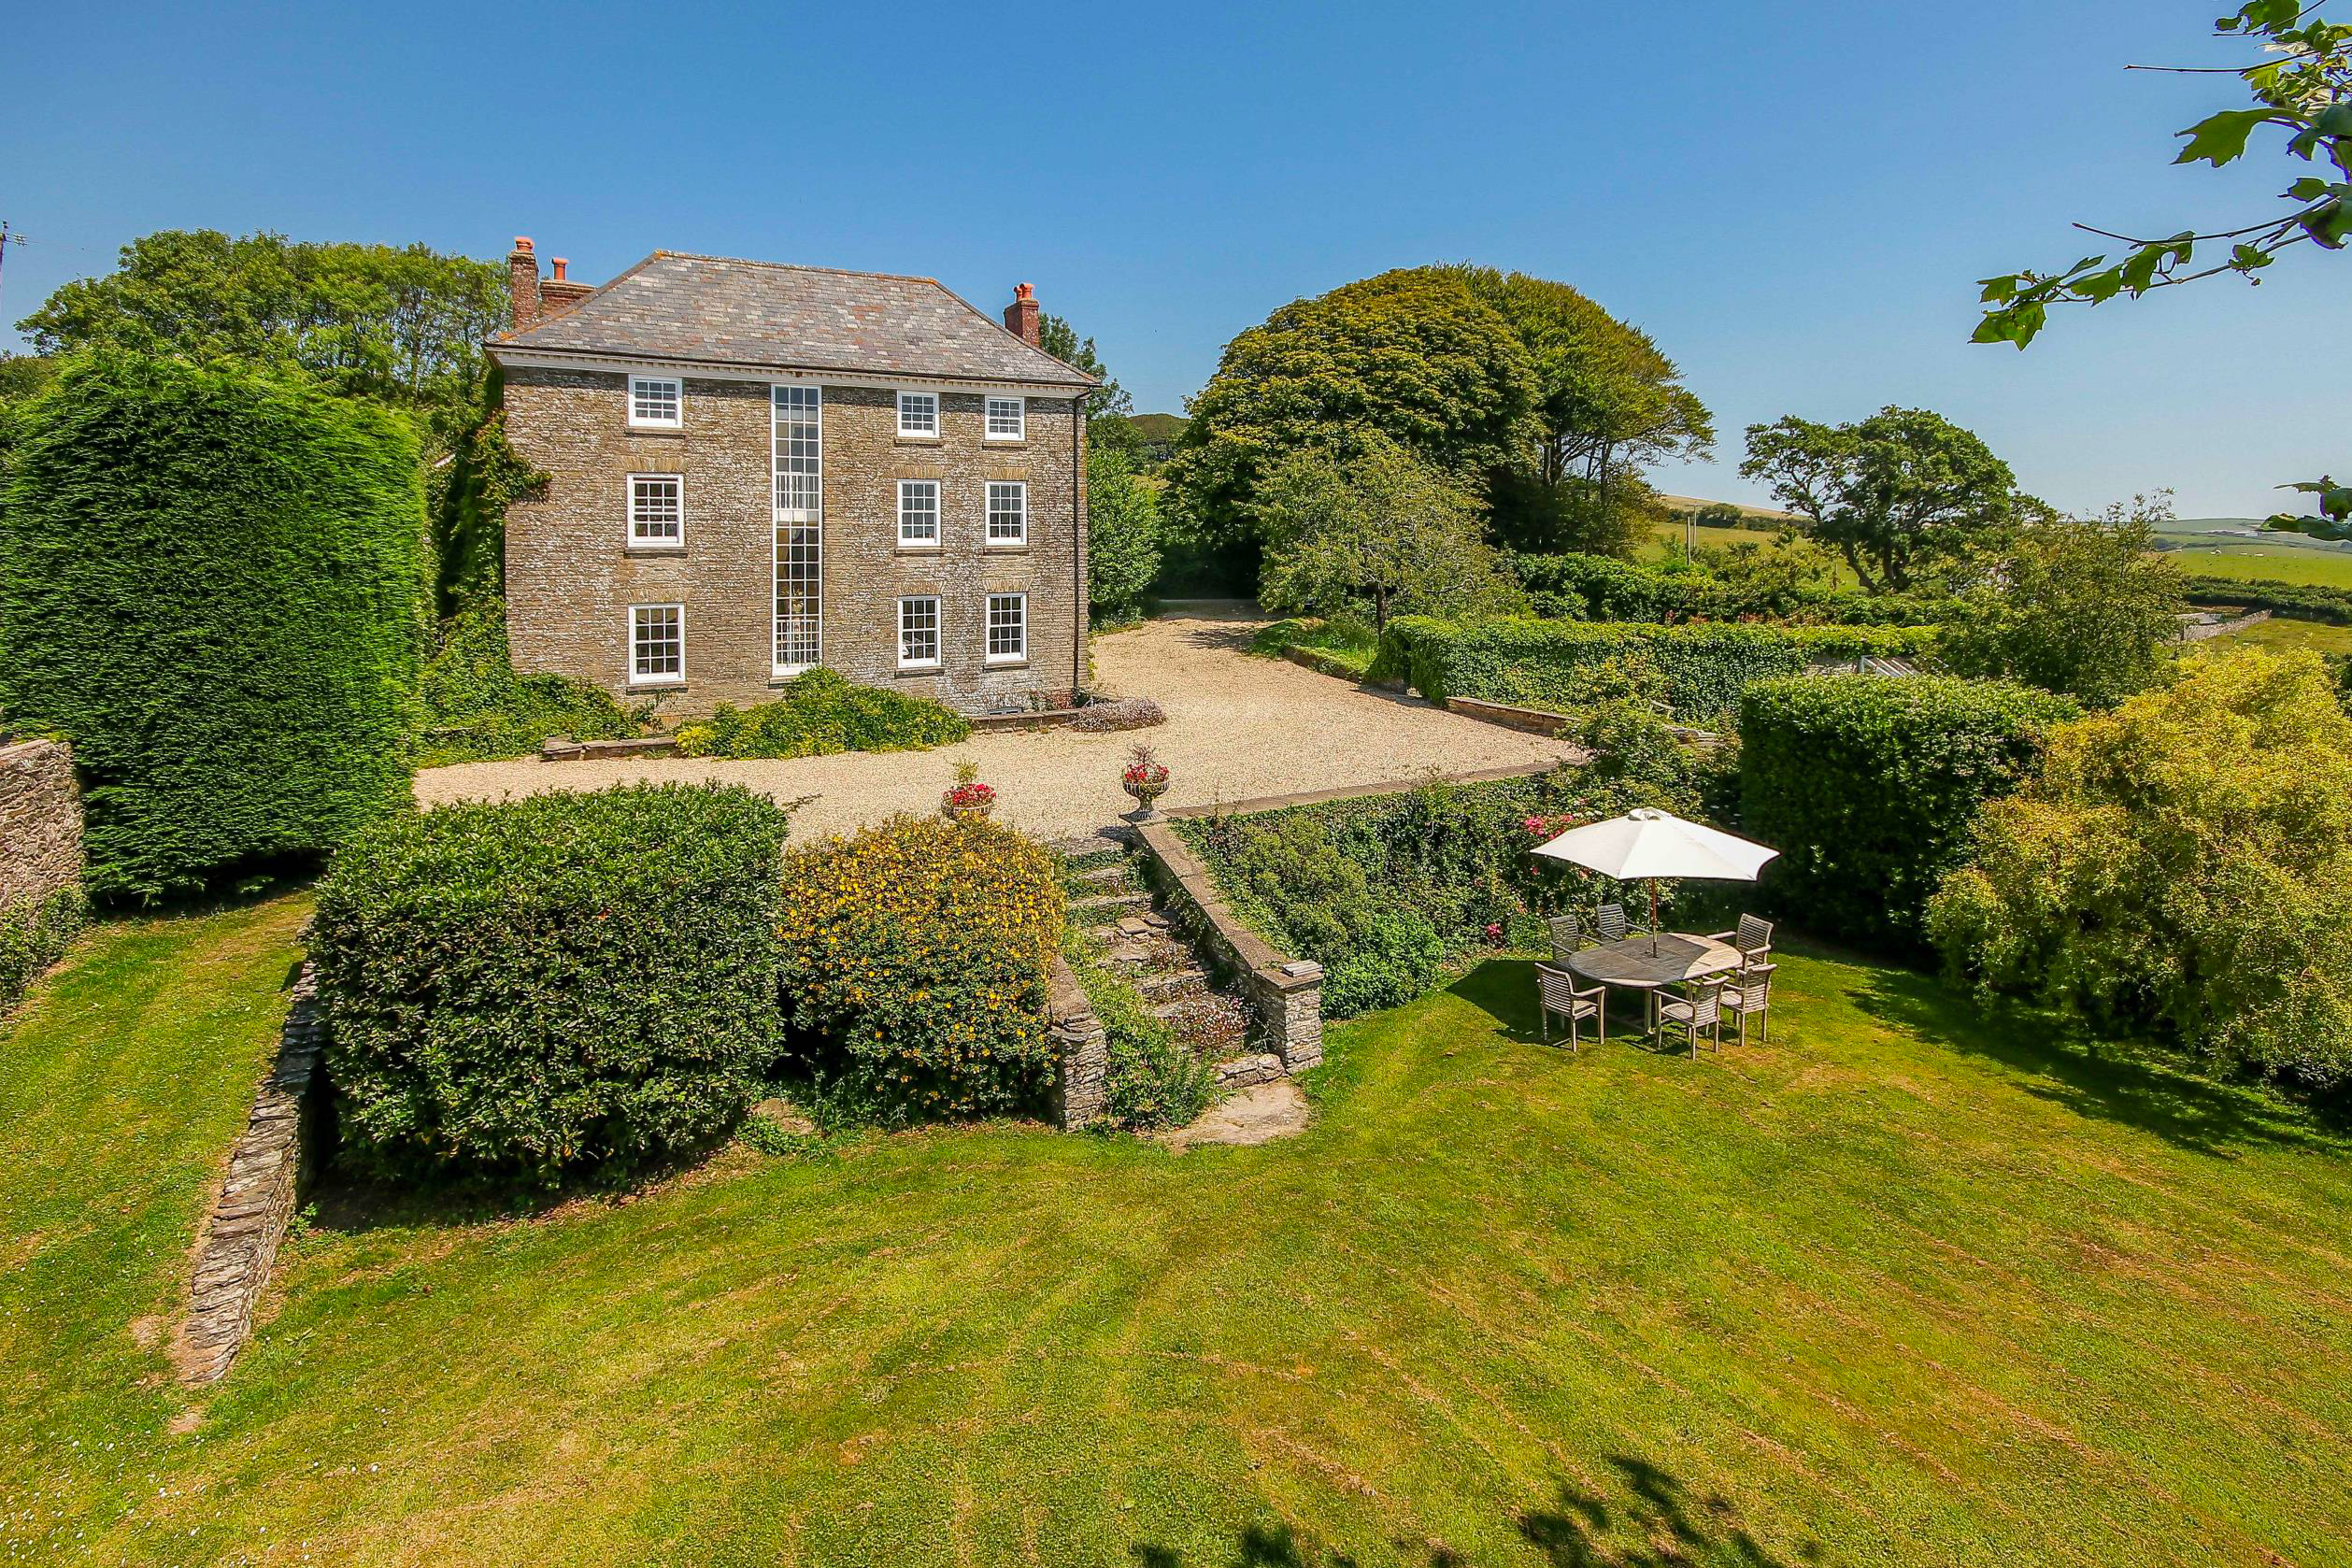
[1165,268,1540,543]
[18,229,506,437]
[1740,406,2028,592]
[1939,497,2188,706]
[1253,435,1519,633]
[1167,265,1708,560]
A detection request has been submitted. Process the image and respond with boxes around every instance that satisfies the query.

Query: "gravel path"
[414,607,1583,841]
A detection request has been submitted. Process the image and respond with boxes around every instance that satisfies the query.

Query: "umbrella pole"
[1648,879,1661,954]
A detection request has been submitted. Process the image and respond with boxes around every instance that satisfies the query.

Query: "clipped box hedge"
[1509,551,1946,626]
[1739,675,2078,948]
[1368,616,1938,727]
[0,352,427,900]
[313,783,791,1187]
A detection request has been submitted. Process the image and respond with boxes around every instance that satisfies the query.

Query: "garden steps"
[1070,890,1151,917]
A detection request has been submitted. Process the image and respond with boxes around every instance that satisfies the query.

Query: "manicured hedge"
[0,353,427,901]
[1369,617,1938,727]
[313,784,791,1187]
[673,667,969,759]
[1739,676,2078,948]
[1509,551,1946,626]
[777,815,1063,1119]
[2178,573,2352,625]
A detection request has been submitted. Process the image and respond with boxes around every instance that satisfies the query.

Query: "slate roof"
[490,252,1096,389]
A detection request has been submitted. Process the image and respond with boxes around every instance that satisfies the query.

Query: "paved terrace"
[414,607,1585,841]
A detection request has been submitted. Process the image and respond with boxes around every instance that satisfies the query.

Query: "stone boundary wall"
[1046,955,1108,1129]
[1132,820,1323,1075]
[2181,608,2272,643]
[0,739,83,911]
[176,965,325,1386]
[1444,695,1570,736]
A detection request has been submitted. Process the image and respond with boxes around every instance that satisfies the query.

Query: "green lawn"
[2160,543,2352,589]
[8,896,2352,1565]
[2210,616,2352,657]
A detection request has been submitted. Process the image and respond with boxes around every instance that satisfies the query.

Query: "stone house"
[488,240,1097,717]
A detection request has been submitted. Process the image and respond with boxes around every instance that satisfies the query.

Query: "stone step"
[1066,862,1133,889]
[1048,829,1133,864]
[1070,890,1151,916]
[1136,968,1209,1001]
[1213,1052,1286,1090]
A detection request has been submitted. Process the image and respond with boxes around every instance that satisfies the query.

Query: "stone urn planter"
[942,763,996,823]
[1121,747,1171,821]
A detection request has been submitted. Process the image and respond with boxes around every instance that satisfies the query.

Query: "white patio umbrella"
[1530,808,1779,953]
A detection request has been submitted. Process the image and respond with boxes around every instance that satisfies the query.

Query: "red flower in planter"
[942,781,997,809]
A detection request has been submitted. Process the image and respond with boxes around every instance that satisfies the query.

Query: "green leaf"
[2175,108,2275,167]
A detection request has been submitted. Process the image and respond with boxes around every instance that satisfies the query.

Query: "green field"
[2210,615,2352,656]
[2159,545,2352,589]
[8,894,2352,1565]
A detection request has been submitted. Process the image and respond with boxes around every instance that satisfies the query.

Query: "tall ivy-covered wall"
[0,352,427,901]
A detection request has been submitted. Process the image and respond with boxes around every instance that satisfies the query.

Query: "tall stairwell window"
[772,385,822,673]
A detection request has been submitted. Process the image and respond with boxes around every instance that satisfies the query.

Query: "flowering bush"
[674,667,968,759]
[942,781,997,810]
[777,815,1064,1119]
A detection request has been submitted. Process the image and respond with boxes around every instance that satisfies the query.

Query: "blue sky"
[4,0,2338,518]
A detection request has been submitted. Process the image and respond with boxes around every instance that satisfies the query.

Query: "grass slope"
[7,898,2352,1565]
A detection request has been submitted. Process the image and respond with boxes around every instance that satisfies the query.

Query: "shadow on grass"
[1847,962,2345,1161]
[1445,958,1677,1057]
[1126,1455,1818,1566]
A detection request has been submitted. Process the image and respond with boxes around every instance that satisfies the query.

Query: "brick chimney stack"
[507,237,542,332]
[1003,281,1039,347]
[538,255,592,319]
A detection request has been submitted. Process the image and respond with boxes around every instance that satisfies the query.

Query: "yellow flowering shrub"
[777,814,1064,1119]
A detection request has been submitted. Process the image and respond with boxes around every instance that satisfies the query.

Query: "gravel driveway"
[414,607,1583,841]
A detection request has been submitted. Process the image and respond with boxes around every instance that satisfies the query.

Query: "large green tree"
[1940,497,2188,706]
[1741,406,2028,592]
[1165,269,1539,544]
[18,229,506,439]
[1254,435,1520,633]
[1456,266,1713,554]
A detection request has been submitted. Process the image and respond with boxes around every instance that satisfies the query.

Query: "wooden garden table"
[1565,934,1745,1039]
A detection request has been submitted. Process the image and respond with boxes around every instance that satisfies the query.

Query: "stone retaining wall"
[1132,820,1323,1074]
[1046,955,1108,1128]
[176,965,325,1386]
[0,739,82,910]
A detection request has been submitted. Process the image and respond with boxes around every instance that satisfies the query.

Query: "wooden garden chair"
[1546,912,1587,964]
[1535,963,1605,1053]
[1656,976,1727,1058]
[1719,961,1777,1046]
[1707,913,1774,961]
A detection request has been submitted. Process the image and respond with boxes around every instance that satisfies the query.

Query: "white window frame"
[984,395,1025,442]
[629,603,685,686]
[772,385,822,676]
[898,595,942,670]
[986,592,1028,664]
[895,390,940,439]
[628,376,683,430]
[627,473,684,549]
[986,480,1028,546]
[896,479,942,549]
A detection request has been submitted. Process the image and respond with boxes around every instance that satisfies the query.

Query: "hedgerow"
[1739,675,2077,949]
[1368,617,1937,727]
[313,784,791,1188]
[1509,552,1946,625]
[777,815,1063,1119]
[0,352,427,901]
[673,668,969,759]
[2177,573,2352,625]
